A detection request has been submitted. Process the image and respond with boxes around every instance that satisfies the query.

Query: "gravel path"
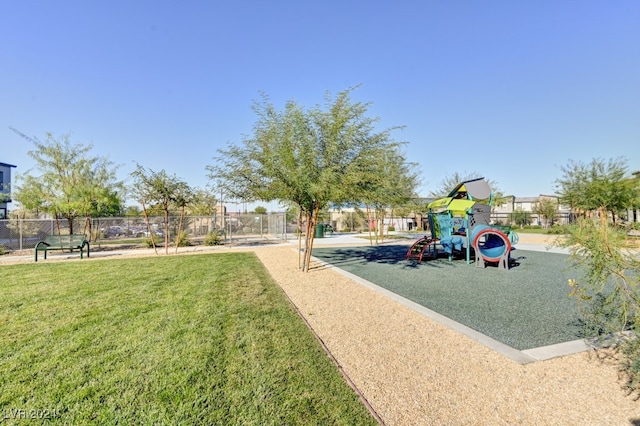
[253,241,640,425]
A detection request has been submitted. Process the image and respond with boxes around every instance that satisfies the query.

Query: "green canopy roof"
[428,197,476,214]
[427,197,452,210]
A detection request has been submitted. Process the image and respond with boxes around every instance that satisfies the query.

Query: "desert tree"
[208,87,415,271]
[11,176,46,217]
[209,97,315,267]
[379,152,419,237]
[343,148,417,244]
[556,157,640,398]
[555,157,639,224]
[11,129,123,236]
[130,164,191,255]
[511,209,532,228]
[533,198,558,228]
[123,205,142,217]
[187,188,218,216]
[562,216,640,398]
[172,180,194,253]
[253,206,268,214]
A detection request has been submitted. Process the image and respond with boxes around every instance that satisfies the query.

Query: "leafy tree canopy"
[11,129,124,233]
[555,157,639,223]
[130,164,192,254]
[207,87,416,270]
[253,206,268,214]
[187,188,218,216]
[533,198,558,228]
[0,183,11,204]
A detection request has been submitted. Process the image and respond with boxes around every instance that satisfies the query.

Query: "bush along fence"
[0,213,290,252]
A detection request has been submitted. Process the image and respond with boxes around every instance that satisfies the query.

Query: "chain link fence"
[0,213,289,252]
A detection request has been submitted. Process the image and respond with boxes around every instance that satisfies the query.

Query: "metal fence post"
[18,217,23,251]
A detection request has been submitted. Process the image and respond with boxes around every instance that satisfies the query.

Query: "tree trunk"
[378,207,386,244]
[301,211,311,271]
[297,207,303,269]
[65,215,74,235]
[301,204,320,272]
[141,200,159,255]
[365,205,374,245]
[303,210,313,272]
[83,216,92,241]
[55,216,62,236]
[164,205,170,255]
[175,205,186,254]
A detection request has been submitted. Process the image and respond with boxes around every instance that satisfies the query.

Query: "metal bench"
[34,234,90,262]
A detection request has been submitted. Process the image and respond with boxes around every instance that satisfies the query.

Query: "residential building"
[493,194,572,226]
[0,162,17,219]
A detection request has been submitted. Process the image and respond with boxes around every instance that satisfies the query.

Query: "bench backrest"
[44,234,87,247]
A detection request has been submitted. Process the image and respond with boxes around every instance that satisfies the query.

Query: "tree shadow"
[313,244,527,270]
[313,245,461,270]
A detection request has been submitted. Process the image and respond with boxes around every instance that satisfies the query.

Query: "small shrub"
[342,227,351,233]
[142,237,156,248]
[387,225,396,232]
[621,334,640,396]
[204,231,224,246]
[564,218,640,398]
[547,224,566,235]
[174,231,191,247]
[0,245,6,256]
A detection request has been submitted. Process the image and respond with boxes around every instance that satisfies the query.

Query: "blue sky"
[2,1,639,210]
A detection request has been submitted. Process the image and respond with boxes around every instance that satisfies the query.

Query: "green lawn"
[511,227,564,235]
[0,253,377,425]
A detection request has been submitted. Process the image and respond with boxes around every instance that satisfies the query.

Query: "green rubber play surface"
[311,245,585,351]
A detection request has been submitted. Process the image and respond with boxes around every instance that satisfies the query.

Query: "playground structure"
[406,178,518,270]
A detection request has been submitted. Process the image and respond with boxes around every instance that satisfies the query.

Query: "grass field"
[0,253,376,425]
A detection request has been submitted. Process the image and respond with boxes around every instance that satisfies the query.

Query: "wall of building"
[0,162,17,219]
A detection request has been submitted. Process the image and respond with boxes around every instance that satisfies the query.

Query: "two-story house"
[0,162,17,219]
[493,194,572,225]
